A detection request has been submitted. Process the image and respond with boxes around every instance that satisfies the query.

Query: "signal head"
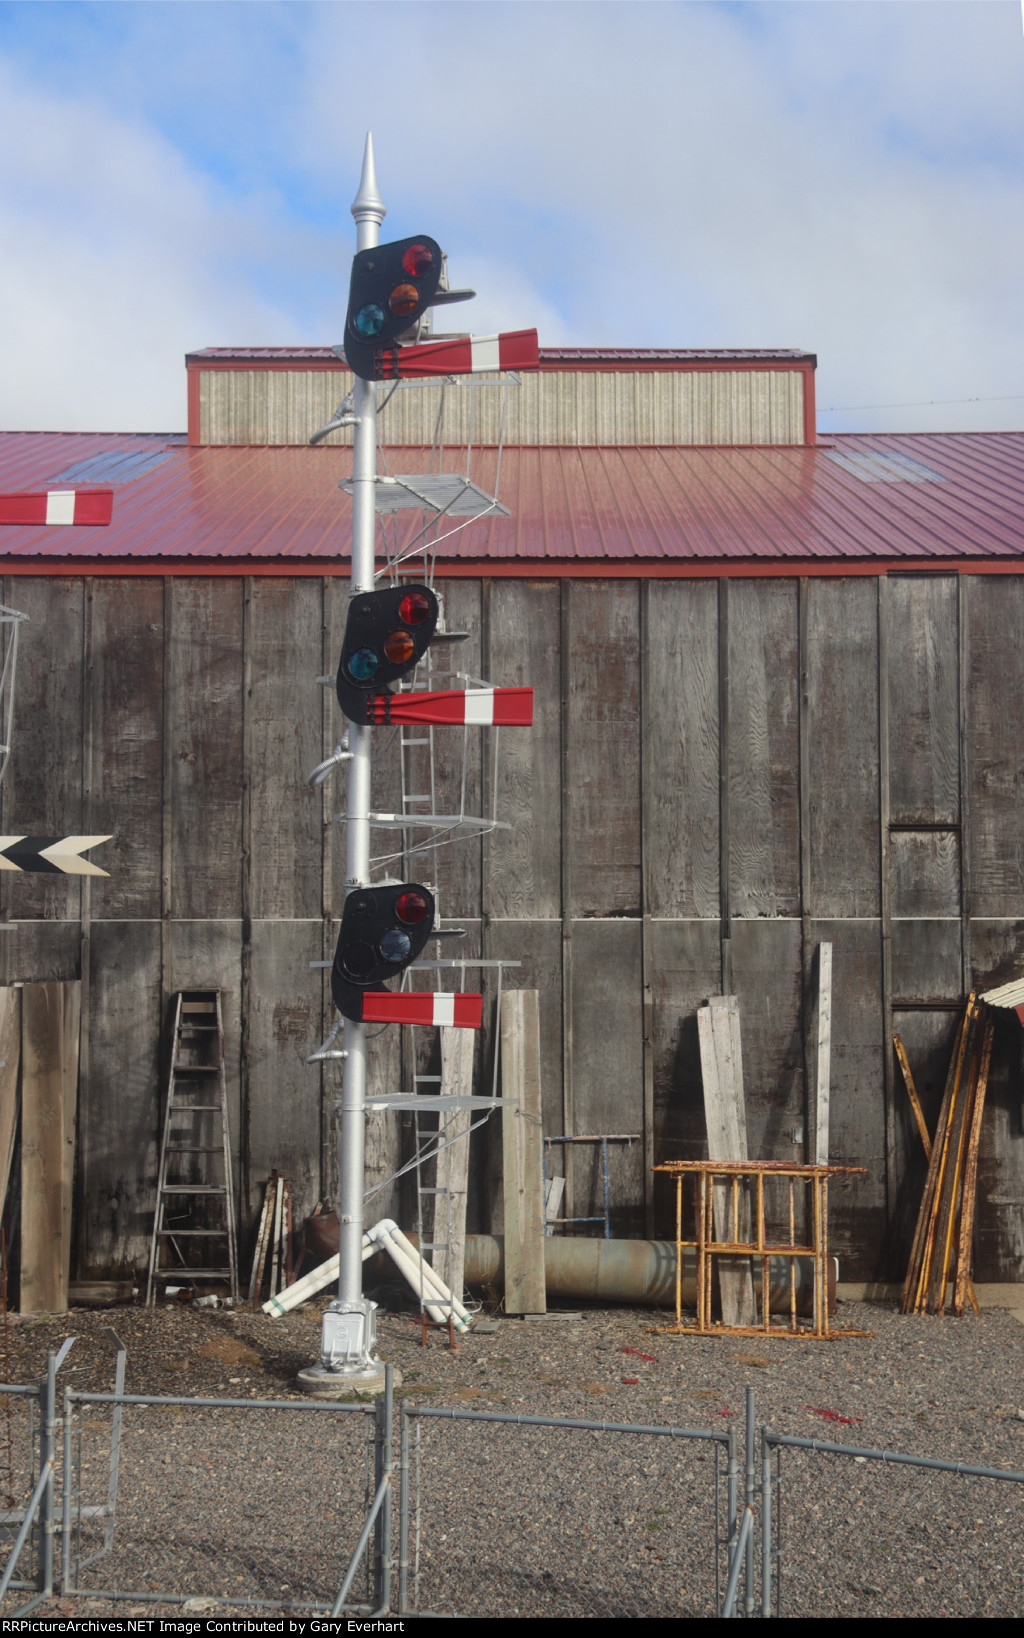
[336,583,439,725]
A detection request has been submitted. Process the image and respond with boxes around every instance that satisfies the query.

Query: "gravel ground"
[2,1288,1024,1619]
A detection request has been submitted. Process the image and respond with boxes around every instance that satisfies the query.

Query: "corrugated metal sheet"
[980,977,1024,1009]
[2,430,1024,568]
[197,365,807,447]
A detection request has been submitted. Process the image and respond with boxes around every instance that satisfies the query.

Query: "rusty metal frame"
[652,1161,869,1339]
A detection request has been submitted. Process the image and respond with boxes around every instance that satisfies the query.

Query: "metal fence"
[4,1346,1024,1620]
[397,1402,735,1619]
[1,1344,387,1619]
[762,1427,1024,1620]
[0,1342,72,1614]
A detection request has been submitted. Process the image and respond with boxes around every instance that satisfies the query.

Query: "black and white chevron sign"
[0,835,112,876]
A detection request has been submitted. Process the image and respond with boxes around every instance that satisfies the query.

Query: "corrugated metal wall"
[197,367,807,448]
[3,571,1023,1283]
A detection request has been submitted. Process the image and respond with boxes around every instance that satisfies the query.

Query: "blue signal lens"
[380,929,412,964]
[354,303,386,338]
[347,648,379,682]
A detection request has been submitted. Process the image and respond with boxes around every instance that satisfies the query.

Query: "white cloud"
[1,2,1023,432]
[0,59,306,430]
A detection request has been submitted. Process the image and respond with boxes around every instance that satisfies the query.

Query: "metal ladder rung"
[153,1268,233,1279]
[146,989,238,1306]
[160,1185,227,1195]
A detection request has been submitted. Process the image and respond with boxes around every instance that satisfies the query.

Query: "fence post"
[37,1350,57,1597]
[760,1427,773,1618]
[397,1400,411,1614]
[61,1382,72,1594]
[744,1386,756,1616]
[373,1363,393,1612]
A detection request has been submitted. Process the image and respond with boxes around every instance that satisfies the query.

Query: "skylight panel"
[826,451,946,484]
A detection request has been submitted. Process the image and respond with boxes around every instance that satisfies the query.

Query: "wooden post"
[431,1025,475,1306]
[500,990,545,1316]
[0,986,21,1218]
[809,943,833,1166]
[697,995,756,1326]
[60,982,81,1294]
[21,982,80,1314]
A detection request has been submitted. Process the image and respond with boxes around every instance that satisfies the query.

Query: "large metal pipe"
[388,1234,834,1316]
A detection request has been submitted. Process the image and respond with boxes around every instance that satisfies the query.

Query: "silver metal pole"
[304,134,387,1392]
[338,136,383,1311]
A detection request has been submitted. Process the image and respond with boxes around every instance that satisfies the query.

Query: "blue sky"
[1,0,1022,434]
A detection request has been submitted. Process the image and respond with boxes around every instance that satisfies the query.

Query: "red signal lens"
[389,283,420,317]
[383,629,416,664]
[395,890,429,926]
[402,243,434,278]
[398,590,432,627]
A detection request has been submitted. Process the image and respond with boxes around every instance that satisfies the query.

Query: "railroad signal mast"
[305,136,538,1391]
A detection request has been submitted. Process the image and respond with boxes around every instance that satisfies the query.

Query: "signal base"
[298,1297,391,1396]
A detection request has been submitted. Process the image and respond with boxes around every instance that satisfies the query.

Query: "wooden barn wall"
[1,570,1023,1283]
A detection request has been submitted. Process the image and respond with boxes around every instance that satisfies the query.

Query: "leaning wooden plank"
[900,1005,962,1312]
[249,1174,278,1305]
[952,1013,994,1317]
[269,1173,285,1298]
[916,999,976,1314]
[60,982,81,1300]
[699,997,748,1161]
[544,1174,565,1234]
[900,997,972,1313]
[0,987,21,1217]
[500,991,546,1316]
[895,1029,980,1314]
[893,1034,932,1159]
[431,1025,475,1307]
[931,1026,978,1315]
[20,983,68,1313]
[811,943,833,1166]
[697,997,756,1327]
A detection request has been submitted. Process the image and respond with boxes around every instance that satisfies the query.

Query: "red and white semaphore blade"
[361,992,483,1029]
[364,687,533,727]
[380,329,539,380]
[0,490,114,526]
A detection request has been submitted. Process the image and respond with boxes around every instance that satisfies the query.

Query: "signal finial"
[351,132,386,229]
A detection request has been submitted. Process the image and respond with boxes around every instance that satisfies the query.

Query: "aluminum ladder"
[145,990,239,1305]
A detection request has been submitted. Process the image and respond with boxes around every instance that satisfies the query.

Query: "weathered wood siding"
[197,366,808,448]
[2,569,1023,1281]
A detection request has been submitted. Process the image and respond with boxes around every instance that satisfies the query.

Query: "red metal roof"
[187,346,816,368]
[1,429,1023,573]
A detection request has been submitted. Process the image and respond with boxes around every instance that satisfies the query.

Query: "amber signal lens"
[389,283,420,317]
[383,630,416,664]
